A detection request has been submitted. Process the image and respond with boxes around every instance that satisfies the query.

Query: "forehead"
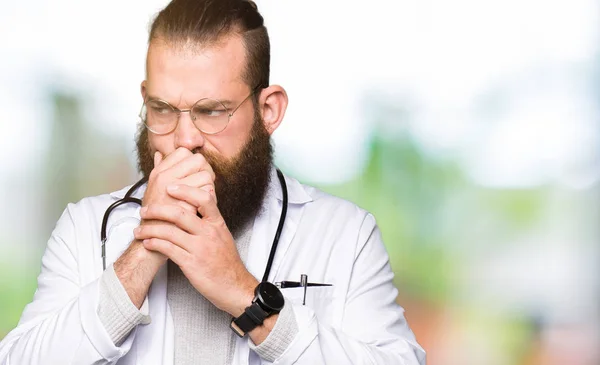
[146,35,247,105]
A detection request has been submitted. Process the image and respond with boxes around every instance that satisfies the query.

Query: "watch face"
[256,282,284,311]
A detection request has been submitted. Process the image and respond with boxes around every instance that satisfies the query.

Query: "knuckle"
[150,205,163,218]
[149,170,161,185]
[146,204,156,215]
[146,238,157,249]
[176,206,186,220]
[161,240,172,254]
[194,152,206,163]
[154,170,166,184]
[215,219,228,232]
[180,253,192,269]
[198,190,211,204]
[149,239,164,254]
[204,225,218,241]
[177,201,193,214]
[157,239,168,253]
[200,170,212,183]
[193,154,206,170]
[147,225,157,235]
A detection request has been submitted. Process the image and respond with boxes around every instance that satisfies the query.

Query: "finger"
[142,238,189,267]
[167,184,220,220]
[167,153,215,180]
[178,170,214,188]
[154,147,193,174]
[178,171,217,202]
[176,200,199,215]
[134,223,192,252]
[153,151,163,169]
[140,204,202,235]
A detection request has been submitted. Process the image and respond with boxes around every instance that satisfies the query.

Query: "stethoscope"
[101,167,330,301]
[101,169,288,283]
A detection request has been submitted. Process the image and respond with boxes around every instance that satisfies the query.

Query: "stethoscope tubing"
[100,169,287,284]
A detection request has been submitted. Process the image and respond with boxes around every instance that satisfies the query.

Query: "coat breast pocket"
[281,286,337,324]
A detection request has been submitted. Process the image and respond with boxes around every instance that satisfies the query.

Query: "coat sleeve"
[267,213,426,365]
[0,203,138,365]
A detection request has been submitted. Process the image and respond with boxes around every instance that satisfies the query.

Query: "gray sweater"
[97,222,298,364]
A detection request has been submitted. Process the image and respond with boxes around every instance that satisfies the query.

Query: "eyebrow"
[146,95,235,108]
[219,100,234,107]
[146,94,165,102]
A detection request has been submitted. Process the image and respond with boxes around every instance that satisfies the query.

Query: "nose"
[174,111,205,151]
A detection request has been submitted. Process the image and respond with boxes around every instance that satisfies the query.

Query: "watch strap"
[230,303,268,337]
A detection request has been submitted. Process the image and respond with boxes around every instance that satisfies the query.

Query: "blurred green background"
[1,1,598,364]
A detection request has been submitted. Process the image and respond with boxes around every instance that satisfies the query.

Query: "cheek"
[204,119,252,159]
[148,134,175,156]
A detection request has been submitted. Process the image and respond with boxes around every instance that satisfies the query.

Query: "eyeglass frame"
[139,84,263,135]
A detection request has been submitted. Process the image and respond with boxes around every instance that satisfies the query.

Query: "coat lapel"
[233,167,312,364]
[245,166,312,282]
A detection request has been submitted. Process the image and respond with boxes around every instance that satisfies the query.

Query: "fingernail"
[167,185,179,192]
[140,206,147,215]
[134,227,141,234]
[143,239,150,245]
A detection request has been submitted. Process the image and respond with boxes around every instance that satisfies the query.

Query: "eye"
[192,99,228,119]
[152,106,171,115]
[193,106,227,117]
[206,109,226,117]
[146,100,173,116]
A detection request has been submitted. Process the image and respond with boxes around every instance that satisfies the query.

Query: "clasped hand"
[134,147,257,317]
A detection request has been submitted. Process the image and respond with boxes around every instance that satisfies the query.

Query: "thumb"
[153,151,163,168]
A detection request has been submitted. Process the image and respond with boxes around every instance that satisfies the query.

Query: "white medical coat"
[0,168,425,364]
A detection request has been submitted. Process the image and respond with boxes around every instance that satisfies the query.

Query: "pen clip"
[275,273,334,306]
[301,274,308,305]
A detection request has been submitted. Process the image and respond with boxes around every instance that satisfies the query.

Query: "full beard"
[135,111,273,236]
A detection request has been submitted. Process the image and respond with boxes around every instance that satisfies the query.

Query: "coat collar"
[266,166,312,205]
[109,180,147,200]
[108,165,313,205]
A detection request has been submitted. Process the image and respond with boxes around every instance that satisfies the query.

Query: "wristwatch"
[230,281,284,337]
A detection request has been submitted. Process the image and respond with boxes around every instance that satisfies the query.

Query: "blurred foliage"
[42,90,134,230]
[318,135,462,303]
[0,90,134,338]
[317,132,548,306]
[0,247,40,338]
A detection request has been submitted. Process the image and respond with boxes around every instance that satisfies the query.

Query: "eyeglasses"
[139,85,261,135]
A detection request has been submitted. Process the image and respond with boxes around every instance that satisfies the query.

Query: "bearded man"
[0,1,425,364]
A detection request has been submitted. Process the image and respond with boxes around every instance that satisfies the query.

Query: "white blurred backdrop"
[1,1,598,364]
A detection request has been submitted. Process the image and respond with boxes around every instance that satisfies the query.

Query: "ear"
[258,85,288,135]
[141,80,147,100]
